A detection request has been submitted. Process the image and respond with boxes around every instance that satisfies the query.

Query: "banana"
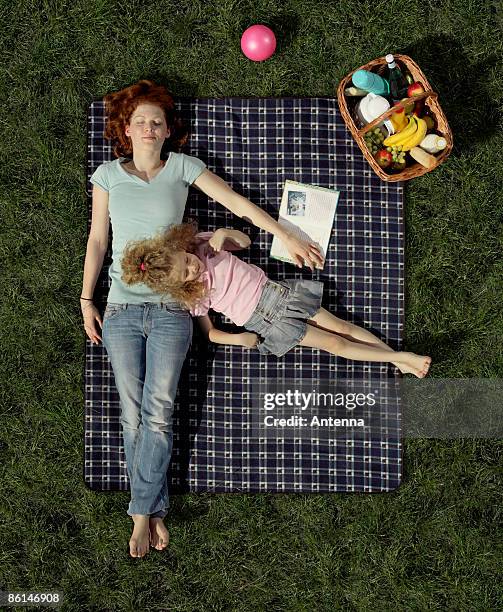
[383,116,417,146]
[400,116,428,151]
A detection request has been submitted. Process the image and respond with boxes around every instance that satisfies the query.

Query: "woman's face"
[125,103,171,152]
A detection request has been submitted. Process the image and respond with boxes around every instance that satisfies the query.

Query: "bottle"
[352,69,390,96]
[419,134,447,153]
[389,103,407,132]
[385,54,409,102]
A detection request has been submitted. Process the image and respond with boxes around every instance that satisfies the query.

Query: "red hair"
[103,79,189,159]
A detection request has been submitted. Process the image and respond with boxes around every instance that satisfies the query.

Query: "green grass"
[0,0,502,610]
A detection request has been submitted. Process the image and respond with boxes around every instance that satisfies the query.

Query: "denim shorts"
[243,278,324,357]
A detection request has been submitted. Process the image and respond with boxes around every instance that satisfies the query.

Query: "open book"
[270,180,340,270]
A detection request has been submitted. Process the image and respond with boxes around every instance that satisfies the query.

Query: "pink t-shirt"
[188,231,268,326]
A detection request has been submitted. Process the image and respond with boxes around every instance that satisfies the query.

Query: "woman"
[81,79,323,559]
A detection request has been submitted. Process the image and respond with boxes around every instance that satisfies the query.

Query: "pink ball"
[241,25,276,62]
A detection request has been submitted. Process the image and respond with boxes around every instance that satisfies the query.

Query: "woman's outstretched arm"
[192,169,324,270]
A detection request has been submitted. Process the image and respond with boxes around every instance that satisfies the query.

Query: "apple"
[375,149,393,169]
[407,82,425,97]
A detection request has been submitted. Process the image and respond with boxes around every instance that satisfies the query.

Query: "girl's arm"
[209,228,250,252]
[195,314,258,348]
[192,170,324,270]
[194,229,249,258]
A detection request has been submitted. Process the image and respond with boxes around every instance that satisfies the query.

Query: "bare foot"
[395,353,432,378]
[129,514,150,558]
[149,517,170,551]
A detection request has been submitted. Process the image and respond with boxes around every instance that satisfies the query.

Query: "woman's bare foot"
[149,517,169,551]
[394,352,431,378]
[129,514,150,558]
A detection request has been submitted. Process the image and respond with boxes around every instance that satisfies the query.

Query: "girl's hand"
[240,332,259,349]
[283,233,324,270]
[207,228,227,252]
[81,301,102,345]
[208,229,251,253]
[226,229,251,249]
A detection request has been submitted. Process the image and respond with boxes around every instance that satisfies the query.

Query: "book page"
[270,180,340,269]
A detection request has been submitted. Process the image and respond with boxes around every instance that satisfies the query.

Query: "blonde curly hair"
[120,221,209,309]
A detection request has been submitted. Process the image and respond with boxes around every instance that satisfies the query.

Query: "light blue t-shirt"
[89,151,207,304]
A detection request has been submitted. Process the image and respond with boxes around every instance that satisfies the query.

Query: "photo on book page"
[270,180,340,270]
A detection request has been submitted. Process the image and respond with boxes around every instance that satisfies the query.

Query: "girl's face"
[170,251,205,283]
[125,103,171,152]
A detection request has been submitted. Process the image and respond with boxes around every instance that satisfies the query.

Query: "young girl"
[121,223,432,377]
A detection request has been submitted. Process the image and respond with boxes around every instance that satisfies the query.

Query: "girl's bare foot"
[395,353,431,378]
[129,514,150,558]
[149,517,169,551]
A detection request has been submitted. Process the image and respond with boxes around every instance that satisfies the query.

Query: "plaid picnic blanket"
[85,96,404,494]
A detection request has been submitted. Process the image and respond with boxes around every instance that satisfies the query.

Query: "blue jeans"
[101,302,193,519]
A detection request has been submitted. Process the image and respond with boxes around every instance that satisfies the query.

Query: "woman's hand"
[283,233,324,270]
[240,332,259,349]
[81,301,102,345]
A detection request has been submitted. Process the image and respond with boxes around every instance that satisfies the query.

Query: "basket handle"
[358,91,438,136]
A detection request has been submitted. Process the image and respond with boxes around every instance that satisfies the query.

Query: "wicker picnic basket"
[337,54,453,182]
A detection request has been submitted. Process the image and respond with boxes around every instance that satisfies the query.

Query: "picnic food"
[376,106,436,168]
[407,82,425,97]
[337,53,452,179]
[375,149,393,168]
[419,134,447,153]
[386,145,406,165]
[383,116,417,146]
[383,115,428,151]
[409,147,436,168]
[364,127,385,155]
[363,128,384,153]
[399,116,428,151]
[390,103,408,131]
